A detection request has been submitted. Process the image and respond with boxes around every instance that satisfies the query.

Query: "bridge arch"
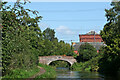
[39,56,77,66]
[47,59,72,66]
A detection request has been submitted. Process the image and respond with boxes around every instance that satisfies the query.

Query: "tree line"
[99,1,120,74]
[1,0,120,77]
[72,1,120,74]
[1,2,74,76]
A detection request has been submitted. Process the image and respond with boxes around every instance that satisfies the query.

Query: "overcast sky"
[6,1,112,44]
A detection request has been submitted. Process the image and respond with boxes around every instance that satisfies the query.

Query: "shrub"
[77,43,97,62]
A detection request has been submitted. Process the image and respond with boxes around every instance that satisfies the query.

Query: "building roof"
[86,30,98,35]
[79,30,99,35]
[73,42,106,51]
[73,31,105,51]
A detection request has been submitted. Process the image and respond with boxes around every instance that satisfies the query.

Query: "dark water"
[56,67,120,80]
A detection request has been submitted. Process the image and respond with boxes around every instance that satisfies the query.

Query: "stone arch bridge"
[39,56,77,66]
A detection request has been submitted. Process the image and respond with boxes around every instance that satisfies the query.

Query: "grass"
[2,66,40,79]
[2,63,56,79]
[35,63,56,78]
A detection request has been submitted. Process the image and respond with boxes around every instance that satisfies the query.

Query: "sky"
[6,1,112,44]
[3,0,114,2]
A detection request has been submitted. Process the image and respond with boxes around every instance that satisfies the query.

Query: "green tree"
[56,40,74,56]
[42,39,54,56]
[0,0,2,74]
[43,28,56,41]
[1,2,42,75]
[42,28,74,56]
[99,1,120,74]
[77,43,97,62]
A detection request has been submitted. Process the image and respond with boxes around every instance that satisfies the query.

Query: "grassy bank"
[70,56,102,72]
[2,66,40,79]
[35,63,56,78]
[2,63,56,79]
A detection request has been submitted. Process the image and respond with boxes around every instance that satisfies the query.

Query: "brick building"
[79,31,103,42]
[72,31,105,55]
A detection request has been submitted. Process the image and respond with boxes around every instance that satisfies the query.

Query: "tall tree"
[99,1,120,73]
[1,2,42,75]
[43,28,56,41]
[0,0,2,74]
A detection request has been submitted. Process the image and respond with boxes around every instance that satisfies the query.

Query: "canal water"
[55,67,120,80]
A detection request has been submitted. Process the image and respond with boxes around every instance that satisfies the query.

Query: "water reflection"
[56,67,120,80]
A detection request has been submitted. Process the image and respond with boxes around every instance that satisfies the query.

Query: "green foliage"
[71,43,103,72]
[2,66,40,78]
[98,46,105,54]
[98,53,120,74]
[1,1,74,78]
[35,63,56,78]
[2,1,42,76]
[40,29,74,56]
[77,43,97,62]
[99,1,120,74]
[71,55,102,72]
[43,28,56,41]
[49,60,71,68]
[56,40,74,56]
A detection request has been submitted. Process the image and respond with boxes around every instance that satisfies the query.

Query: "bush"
[77,43,97,62]
[2,66,40,78]
[71,55,102,72]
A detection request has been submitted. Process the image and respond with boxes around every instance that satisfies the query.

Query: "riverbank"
[27,66,46,79]
[2,63,56,79]
[35,63,56,78]
[2,66,40,78]
[70,56,101,72]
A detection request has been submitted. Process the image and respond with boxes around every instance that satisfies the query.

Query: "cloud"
[56,26,75,35]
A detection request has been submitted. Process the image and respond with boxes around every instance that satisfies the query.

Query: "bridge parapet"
[39,56,77,66]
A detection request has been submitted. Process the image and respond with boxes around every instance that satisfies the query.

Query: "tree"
[42,39,54,56]
[1,1,75,77]
[56,40,74,56]
[1,2,42,75]
[77,43,97,62]
[43,28,56,41]
[0,0,2,74]
[99,1,120,73]
[42,28,74,56]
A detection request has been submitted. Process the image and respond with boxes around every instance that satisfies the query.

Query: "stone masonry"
[39,56,77,66]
